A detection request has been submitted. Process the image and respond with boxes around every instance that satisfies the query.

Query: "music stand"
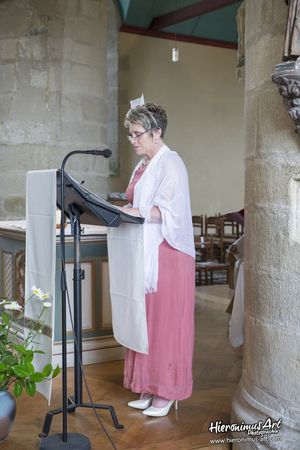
[39,169,143,450]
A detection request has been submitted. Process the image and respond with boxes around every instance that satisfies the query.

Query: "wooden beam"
[120,25,238,50]
[150,0,241,30]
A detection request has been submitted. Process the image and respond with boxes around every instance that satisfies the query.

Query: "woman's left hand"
[118,206,142,217]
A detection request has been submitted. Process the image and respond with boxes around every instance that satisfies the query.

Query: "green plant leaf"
[24,350,34,362]
[29,372,44,382]
[11,343,26,354]
[14,381,23,398]
[52,365,60,378]
[42,364,52,378]
[1,311,10,326]
[0,363,7,372]
[12,366,28,378]
[25,380,36,397]
[25,362,35,374]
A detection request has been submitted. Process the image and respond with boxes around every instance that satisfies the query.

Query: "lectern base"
[39,433,91,450]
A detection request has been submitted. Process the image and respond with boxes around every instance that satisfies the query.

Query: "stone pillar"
[231,1,300,448]
[0,0,118,219]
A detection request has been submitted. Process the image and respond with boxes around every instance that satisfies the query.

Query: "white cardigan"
[131,144,195,293]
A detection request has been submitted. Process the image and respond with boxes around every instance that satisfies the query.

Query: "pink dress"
[123,166,195,400]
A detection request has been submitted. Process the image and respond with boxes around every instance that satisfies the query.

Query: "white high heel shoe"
[143,400,178,417]
[128,395,153,410]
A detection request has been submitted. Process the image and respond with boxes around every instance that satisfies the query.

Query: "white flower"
[0,300,7,306]
[43,301,52,308]
[4,301,23,311]
[31,286,48,301]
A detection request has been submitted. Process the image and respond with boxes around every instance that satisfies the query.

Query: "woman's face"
[128,123,161,159]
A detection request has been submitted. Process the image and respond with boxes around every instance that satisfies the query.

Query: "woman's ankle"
[152,395,171,408]
[140,392,152,400]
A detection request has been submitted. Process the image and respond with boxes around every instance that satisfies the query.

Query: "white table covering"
[229,262,244,348]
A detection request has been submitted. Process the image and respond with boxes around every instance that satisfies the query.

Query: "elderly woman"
[119,102,195,417]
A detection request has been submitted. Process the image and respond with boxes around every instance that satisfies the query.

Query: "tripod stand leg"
[81,403,124,429]
[39,408,61,437]
[39,401,78,437]
[67,395,77,412]
[40,400,123,438]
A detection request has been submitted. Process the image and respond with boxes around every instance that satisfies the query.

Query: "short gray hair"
[124,102,168,138]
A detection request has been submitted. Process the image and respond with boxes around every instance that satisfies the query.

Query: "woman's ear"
[153,128,162,142]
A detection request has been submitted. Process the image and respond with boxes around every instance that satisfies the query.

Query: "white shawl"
[132,144,195,293]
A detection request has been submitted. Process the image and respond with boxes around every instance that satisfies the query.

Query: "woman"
[120,102,195,417]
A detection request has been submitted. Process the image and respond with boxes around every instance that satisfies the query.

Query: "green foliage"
[0,290,60,397]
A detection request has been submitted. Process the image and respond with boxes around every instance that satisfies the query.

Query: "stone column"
[231,1,300,448]
[0,0,118,219]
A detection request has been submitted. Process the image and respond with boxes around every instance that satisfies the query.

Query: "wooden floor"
[4,285,243,450]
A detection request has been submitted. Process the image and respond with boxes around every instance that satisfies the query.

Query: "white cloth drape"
[25,169,57,404]
[107,223,148,353]
[229,262,244,348]
[132,144,195,293]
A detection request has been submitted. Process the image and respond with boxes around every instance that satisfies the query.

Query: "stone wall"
[232,1,300,448]
[114,32,245,215]
[0,0,118,219]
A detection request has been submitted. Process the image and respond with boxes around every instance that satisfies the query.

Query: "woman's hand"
[118,206,142,217]
[117,206,162,222]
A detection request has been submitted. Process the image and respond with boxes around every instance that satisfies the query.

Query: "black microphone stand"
[39,150,123,450]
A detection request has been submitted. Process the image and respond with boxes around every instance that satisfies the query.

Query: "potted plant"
[0,287,60,442]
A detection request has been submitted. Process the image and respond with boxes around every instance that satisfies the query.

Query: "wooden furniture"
[204,214,221,237]
[192,212,240,283]
[195,261,229,286]
[204,215,225,262]
[192,215,204,239]
[192,215,204,261]
[204,214,238,262]
[0,221,124,366]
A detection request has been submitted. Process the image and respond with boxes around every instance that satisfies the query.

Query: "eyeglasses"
[127,128,151,142]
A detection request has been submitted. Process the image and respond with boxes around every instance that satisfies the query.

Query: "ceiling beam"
[150,0,241,30]
[120,25,237,50]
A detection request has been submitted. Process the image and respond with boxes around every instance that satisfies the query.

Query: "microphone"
[83,149,112,158]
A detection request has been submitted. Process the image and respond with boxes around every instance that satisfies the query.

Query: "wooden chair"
[193,215,215,262]
[195,261,229,286]
[204,214,221,238]
[192,215,204,261]
[192,215,204,240]
[204,214,225,262]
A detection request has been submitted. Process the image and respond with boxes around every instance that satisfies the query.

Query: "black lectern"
[39,161,143,450]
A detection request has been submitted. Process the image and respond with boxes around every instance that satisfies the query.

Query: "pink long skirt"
[124,240,195,400]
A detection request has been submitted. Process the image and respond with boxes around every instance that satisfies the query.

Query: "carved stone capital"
[272,60,300,134]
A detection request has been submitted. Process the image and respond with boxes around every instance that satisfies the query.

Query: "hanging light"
[172,0,179,62]
[172,47,179,62]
